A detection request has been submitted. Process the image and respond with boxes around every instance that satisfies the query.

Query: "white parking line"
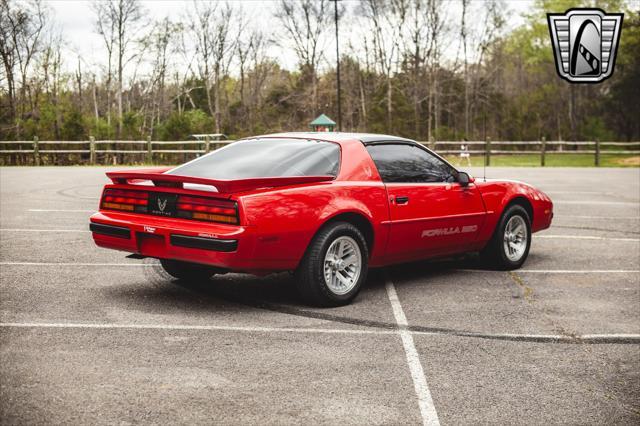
[518,269,640,274]
[536,234,640,242]
[1,322,638,344]
[0,229,91,232]
[455,269,640,274]
[545,191,606,194]
[0,322,394,335]
[553,200,639,206]
[385,279,440,426]
[555,215,639,220]
[0,262,144,266]
[27,209,94,212]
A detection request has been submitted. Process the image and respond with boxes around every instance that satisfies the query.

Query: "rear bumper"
[89,211,269,271]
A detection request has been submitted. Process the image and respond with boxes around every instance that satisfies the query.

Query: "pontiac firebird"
[89,133,553,306]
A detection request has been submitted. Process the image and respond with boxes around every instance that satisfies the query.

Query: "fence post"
[485,137,491,166]
[89,136,96,165]
[146,136,152,164]
[540,136,546,167]
[595,139,600,167]
[429,135,435,150]
[205,135,210,153]
[33,136,40,166]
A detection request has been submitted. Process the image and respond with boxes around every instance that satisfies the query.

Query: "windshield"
[167,138,340,179]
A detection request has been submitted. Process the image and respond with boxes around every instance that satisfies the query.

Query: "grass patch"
[444,153,640,168]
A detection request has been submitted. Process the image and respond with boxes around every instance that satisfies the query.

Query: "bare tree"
[92,1,115,131]
[361,0,407,132]
[92,0,144,138]
[275,0,329,116]
[457,0,504,139]
[139,17,181,136]
[401,0,426,139]
[0,0,46,136]
[425,0,447,141]
[188,1,236,133]
[460,0,469,137]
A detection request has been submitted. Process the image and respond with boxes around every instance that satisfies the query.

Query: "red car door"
[366,143,486,263]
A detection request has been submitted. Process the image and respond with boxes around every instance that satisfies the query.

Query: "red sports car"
[90,133,553,306]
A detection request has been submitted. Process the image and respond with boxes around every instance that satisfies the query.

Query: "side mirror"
[457,172,474,187]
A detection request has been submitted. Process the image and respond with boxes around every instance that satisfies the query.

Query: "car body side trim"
[380,211,487,225]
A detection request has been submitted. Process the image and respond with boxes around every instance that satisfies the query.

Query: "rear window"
[167,138,340,179]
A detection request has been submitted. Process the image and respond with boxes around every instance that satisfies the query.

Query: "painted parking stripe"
[0,262,145,266]
[535,234,640,242]
[555,215,639,219]
[553,200,639,206]
[0,322,394,335]
[27,209,94,212]
[0,229,91,232]
[545,191,608,194]
[517,269,640,274]
[386,279,440,426]
[1,322,638,344]
[455,269,640,274]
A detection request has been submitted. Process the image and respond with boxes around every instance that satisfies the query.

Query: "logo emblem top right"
[547,9,623,83]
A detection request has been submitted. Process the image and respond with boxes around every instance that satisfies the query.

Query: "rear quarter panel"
[475,180,553,243]
[239,182,389,269]
[236,140,390,269]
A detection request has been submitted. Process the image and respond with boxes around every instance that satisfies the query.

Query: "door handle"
[395,196,409,205]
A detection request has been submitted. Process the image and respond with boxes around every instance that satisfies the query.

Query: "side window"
[366,144,455,183]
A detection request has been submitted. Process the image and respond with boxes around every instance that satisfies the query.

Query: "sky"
[47,0,295,72]
[44,0,534,78]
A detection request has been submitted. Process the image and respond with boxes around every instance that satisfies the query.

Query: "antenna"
[483,137,489,182]
[483,150,486,182]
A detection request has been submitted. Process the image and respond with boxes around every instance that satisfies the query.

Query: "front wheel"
[481,204,531,270]
[295,222,369,307]
[159,259,217,281]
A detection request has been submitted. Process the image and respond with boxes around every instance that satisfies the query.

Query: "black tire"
[295,221,369,307]
[159,259,217,281]
[481,204,532,270]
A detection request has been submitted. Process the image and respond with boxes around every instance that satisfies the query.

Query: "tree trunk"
[358,72,367,131]
[386,73,392,132]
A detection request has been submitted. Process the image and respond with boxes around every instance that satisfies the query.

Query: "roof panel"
[243,132,415,145]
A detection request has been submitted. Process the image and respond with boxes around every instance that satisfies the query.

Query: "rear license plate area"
[137,232,165,257]
[148,192,178,217]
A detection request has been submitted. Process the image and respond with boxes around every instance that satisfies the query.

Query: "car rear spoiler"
[106,168,334,194]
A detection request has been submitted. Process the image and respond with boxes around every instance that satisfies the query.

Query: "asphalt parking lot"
[1,166,639,425]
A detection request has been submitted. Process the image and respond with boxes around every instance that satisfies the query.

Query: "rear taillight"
[176,195,239,224]
[100,189,239,225]
[101,189,148,212]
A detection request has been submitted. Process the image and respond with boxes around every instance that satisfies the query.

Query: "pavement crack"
[507,271,578,340]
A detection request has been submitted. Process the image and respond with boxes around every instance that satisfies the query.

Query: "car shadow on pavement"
[99,253,574,340]
[103,253,535,316]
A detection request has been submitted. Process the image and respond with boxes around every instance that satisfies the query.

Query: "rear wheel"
[159,259,217,281]
[295,222,368,307]
[481,204,531,270]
